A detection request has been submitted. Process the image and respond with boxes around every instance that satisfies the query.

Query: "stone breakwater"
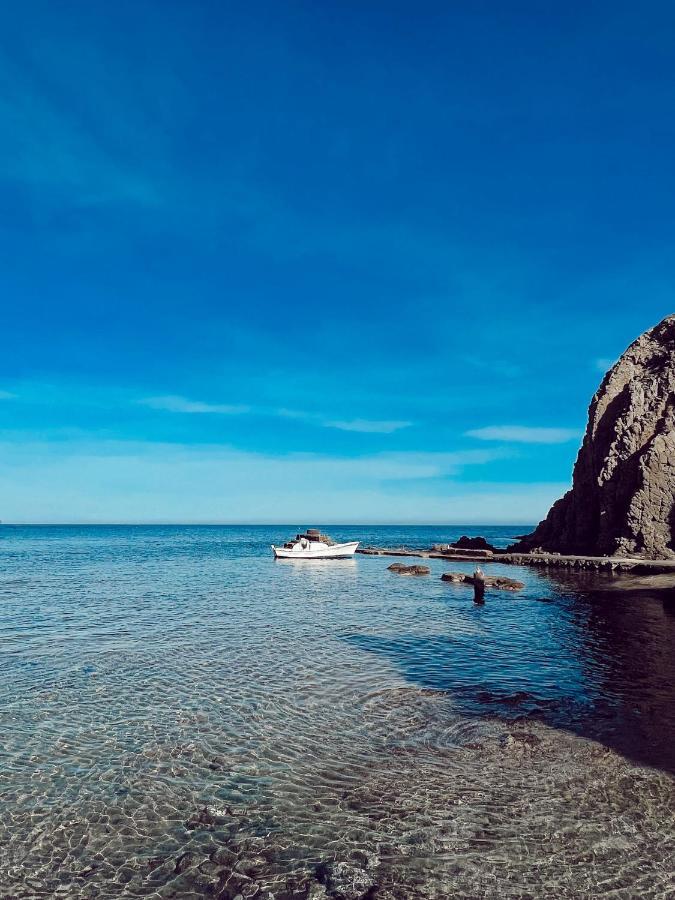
[358,546,494,561]
[358,545,675,574]
[499,552,675,574]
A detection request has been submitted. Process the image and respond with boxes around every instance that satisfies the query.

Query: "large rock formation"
[512,315,675,559]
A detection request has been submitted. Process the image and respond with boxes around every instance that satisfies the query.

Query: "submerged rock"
[211,846,237,867]
[441,572,467,584]
[512,314,675,558]
[174,851,199,874]
[499,731,543,754]
[387,563,430,576]
[307,884,331,899]
[185,805,221,830]
[315,859,377,899]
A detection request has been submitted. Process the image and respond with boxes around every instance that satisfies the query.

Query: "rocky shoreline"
[512,315,675,560]
[360,315,675,577]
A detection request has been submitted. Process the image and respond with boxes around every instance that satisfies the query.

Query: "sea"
[1,525,674,899]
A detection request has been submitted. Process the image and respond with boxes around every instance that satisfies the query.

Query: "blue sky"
[1,1,674,523]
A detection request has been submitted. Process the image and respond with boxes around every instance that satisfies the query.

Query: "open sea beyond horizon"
[1,524,674,899]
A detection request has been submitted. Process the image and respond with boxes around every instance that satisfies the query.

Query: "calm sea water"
[1,525,674,899]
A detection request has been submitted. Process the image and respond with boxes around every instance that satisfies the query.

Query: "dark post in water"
[473,567,486,604]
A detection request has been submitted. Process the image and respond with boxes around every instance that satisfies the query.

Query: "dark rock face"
[512,315,675,559]
[450,535,497,553]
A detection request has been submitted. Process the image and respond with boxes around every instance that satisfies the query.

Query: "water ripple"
[0,525,674,898]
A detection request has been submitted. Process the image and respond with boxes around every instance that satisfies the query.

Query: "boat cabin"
[283,528,335,549]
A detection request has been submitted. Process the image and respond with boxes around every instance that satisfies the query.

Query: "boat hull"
[272,541,359,559]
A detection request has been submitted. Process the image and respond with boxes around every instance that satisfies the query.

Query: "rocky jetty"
[512,315,675,559]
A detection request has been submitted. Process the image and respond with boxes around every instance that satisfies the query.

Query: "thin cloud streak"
[0,439,542,523]
[466,425,582,444]
[141,396,412,434]
[323,418,411,434]
[139,395,250,415]
[277,409,413,434]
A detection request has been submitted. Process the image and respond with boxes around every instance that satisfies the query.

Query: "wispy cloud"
[142,397,412,434]
[0,439,522,523]
[466,425,581,444]
[321,418,411,434]
[277,408,412,433]
[139,395,250,415]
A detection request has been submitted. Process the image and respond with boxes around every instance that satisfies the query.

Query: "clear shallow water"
[1,525,674,899]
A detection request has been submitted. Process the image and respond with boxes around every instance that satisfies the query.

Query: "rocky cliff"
[511,315,675,559]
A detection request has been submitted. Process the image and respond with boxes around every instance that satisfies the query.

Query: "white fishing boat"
[272,529,359,560]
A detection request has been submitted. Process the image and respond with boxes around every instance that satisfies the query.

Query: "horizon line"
[0,521,535,527]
